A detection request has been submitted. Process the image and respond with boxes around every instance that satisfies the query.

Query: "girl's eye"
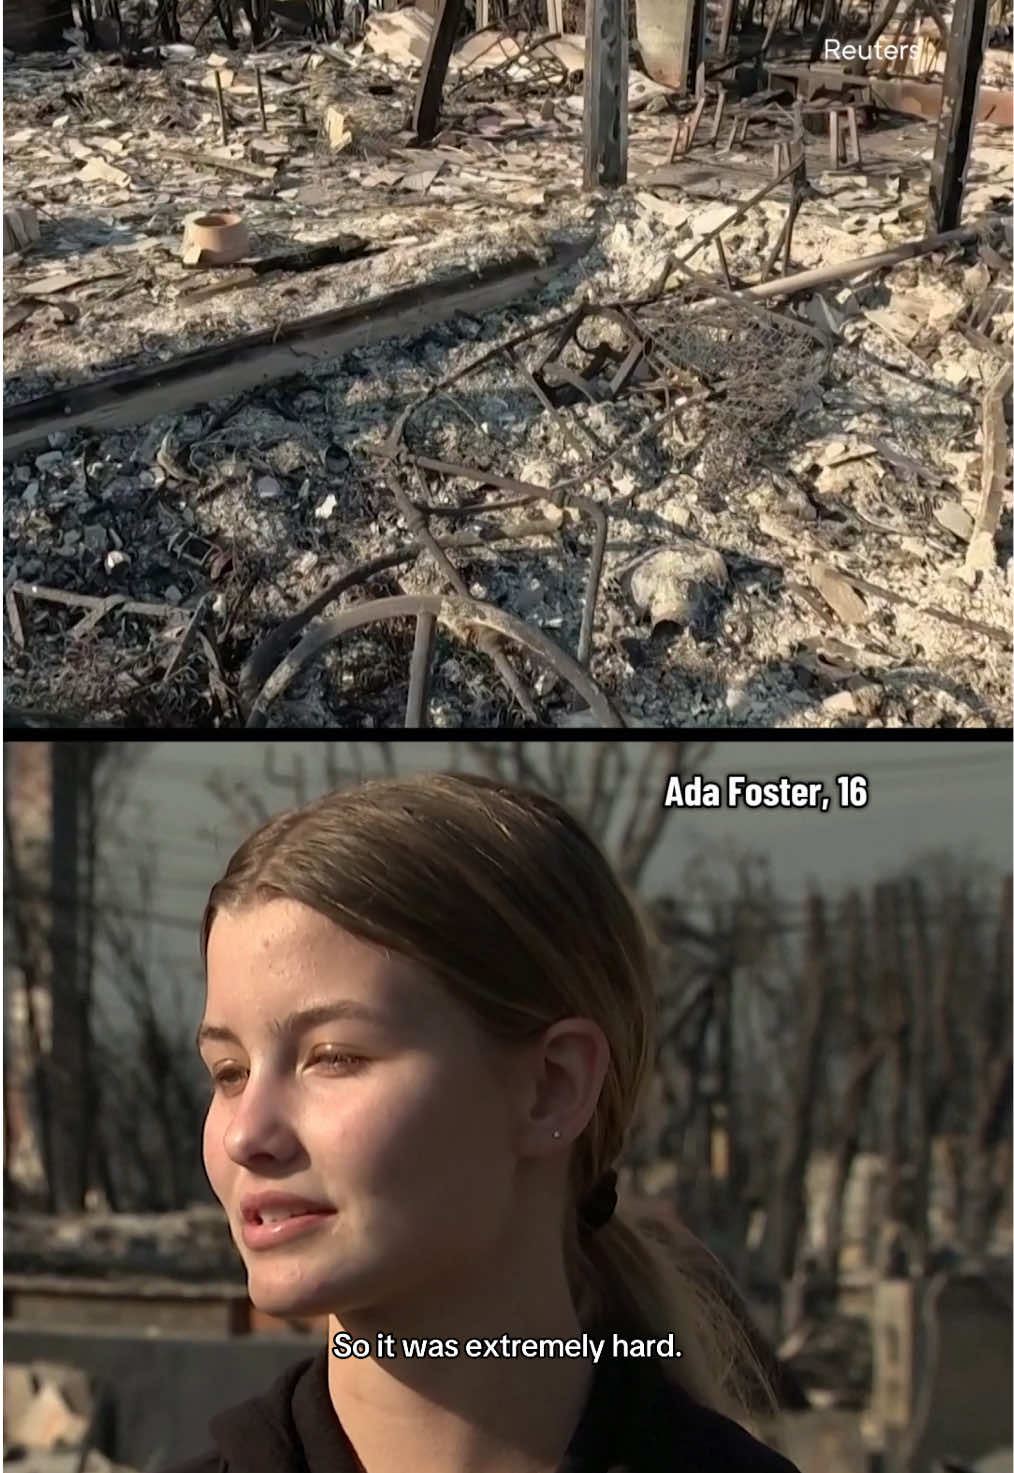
[310,1050,365,1074]
[211,1065,246,1091]
[207,1053,365,1094]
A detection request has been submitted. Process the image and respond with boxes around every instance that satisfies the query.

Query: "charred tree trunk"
[3,746,57,1211]
[46,744,99,1212]
[3,0,74,50]
[155,0,183,42]
[770,893,832,1328]
[907,877,936,1266]
[875,882,913,1270]
[963,875,1013,1260]
[822,889,882,1282]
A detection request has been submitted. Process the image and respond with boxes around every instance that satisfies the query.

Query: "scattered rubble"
[777,1312,874,1409]
[3,204,40,256]
[3,16,1011,728]
[3,1362,141,1473]
[628,541,729,631]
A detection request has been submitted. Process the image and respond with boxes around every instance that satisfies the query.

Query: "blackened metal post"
[717,0,737,54]
[413,0,466,143]
[583,0,628,189]
[214,68,229,145]
[928,0,989,231]
[845,0,902,75]
[255,67,267,133]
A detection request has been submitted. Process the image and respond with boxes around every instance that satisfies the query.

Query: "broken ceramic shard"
[629,541,728,629]
[812,564,870,626]
[3,205,40,256]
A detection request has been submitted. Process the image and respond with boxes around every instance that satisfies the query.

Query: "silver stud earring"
[552,1129,561,1139]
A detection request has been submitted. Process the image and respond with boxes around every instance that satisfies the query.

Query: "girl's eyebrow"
[195,1001,389,1053]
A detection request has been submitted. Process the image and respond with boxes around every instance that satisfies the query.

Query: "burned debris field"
[3,1,1012,728]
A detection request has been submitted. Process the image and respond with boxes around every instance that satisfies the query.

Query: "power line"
[5,882,1007,944]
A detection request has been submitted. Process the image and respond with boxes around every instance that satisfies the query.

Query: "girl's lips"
[241,1210,336,1250]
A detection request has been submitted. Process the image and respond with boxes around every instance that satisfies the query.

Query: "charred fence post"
[412,0,466,141]
[928,0,989,230]
[583,0,628,188]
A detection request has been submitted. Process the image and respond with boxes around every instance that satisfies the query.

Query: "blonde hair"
[202,772,773,1425]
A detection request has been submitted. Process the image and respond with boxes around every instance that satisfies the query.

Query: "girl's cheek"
[202,1111,225,1182]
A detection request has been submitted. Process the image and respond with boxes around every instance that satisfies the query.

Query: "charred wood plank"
[3,239,591,459]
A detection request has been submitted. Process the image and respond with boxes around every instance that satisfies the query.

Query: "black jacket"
[162,1345,801,1473]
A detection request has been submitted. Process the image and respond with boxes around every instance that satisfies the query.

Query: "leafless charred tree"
[3,741,172,1213]
[202,740,398,836]
[2,744,106,1213]
[768,892,832,1328]
[963,873,1013,1261]
[240,0,272,42]
[905,875,933,1272]
[464,741,708,891]
[874,881,913,1270]
[3,762,57,1213]
[88,857,209,1211]
[155,0,183,40]
[45,744,104,1212]
[819,888,883,1282]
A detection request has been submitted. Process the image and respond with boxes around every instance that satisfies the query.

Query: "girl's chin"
[247,1266,372,1320]
[249,1284,342,1320]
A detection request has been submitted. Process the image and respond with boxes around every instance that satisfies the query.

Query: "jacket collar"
[209,1342,799,1473]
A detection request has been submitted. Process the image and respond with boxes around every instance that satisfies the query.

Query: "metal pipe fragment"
[741,222,985,298]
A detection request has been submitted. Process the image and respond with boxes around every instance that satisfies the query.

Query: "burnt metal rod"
[238,521,564,713]
[504,344,605,460]
[741,221,986,297]
[709,85,727,143]
[255,67,267,132]
[395,463,540,721]
[843,570,1011,646]
[685,94,707,149]
[214,68,229,144]
[715,234,733,286]
[759,0,785,57]
[11,582,186,622]
[676,154,803,271]
[717,0,737,55]
[846,0,903,75]
[245,595,625,729]
[405,611,437,727]
[411,455,607,668]
[760,207,792,281]
[782,188,800,272]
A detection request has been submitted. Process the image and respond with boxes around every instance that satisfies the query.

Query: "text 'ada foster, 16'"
[663,775,869,811]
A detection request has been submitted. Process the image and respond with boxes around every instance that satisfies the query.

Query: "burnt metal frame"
[244,594,625,728]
